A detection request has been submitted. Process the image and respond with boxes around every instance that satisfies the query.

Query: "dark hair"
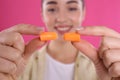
[41,0,84,8]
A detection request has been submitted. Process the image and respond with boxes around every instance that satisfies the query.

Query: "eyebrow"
[67,1,78,4]
[46,0,78,5]
[47,1,57,5]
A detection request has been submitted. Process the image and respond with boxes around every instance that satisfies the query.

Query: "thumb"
[23,37,46,60]
[72,39,99,64]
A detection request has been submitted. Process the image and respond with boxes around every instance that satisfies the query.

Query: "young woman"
[0,0,120,80]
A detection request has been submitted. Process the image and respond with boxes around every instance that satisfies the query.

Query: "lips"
[57,27,70,31]
[54,25,72,34]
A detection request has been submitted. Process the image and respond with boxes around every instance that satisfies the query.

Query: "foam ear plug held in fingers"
[64,32,80,42]
[40,32,57,41]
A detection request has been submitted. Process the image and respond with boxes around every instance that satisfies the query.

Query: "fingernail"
[76,26,84,30]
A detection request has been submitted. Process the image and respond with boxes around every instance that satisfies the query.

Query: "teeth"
[57,27,70,31]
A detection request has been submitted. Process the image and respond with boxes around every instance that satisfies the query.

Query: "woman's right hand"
[0,24,46,80]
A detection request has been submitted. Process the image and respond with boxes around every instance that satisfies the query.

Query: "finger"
[6,74,15,80]
[0,58,17,74]
[0,73,11,80]
[99,37,120,58]
[112,77,120,80]
[2,24,44,35]
[72,39,99,63]
[0,32,25,52]
[23,37,46,60]
[108,62,120,77]
[14,57,26,78]
[102,37,120,48]
[72,39,109,75]
[102,49,120,68]
[77,26,120,38]
[0,24,44,53]
[0,44,22,62]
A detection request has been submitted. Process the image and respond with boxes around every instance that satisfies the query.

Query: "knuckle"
[2,32,21,40]
[0,59,17,74]
[15,24,26,27]
[13,53,21,62]
[11,32,22,41]
[102,37,109,45]
[111,63,120,76]
[17,57,26,66]
[103,50,111,60]
[94,26,106,34]
[0,43,22,62]
[12,32,21,37]
[8,63,17,74]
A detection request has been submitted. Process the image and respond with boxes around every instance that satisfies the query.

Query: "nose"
[56,11,68,24]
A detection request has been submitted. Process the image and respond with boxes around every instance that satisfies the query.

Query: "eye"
[47,8,56,12]
[69,8,78,11]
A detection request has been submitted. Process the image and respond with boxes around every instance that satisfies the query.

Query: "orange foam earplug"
[64,32,80,42]
[40,32,57,41]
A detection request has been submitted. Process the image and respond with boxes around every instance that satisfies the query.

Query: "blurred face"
[42,0,85,40]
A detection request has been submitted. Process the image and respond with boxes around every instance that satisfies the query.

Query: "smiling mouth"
[54,26,73,34]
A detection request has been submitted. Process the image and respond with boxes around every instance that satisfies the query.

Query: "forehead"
[43,0,81,4]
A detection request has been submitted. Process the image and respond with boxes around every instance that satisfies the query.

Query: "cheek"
[70,13,83,26]
[43,13,55,26]
[43,13,56,31]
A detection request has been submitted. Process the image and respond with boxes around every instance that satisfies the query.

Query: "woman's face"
[42,0,85,40]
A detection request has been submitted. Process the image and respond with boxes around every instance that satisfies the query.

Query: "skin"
[0,24,46,80]
[42,0,84,63]
[0,0,120,80]
[73,27,120,80]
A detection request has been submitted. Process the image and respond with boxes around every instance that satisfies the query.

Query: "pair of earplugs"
[40,32,80,42]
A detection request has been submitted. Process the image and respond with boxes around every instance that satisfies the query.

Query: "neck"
[47,40,78,64]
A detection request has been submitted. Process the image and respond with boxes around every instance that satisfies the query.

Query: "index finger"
[2,24,44,35]
[77,26,120,38]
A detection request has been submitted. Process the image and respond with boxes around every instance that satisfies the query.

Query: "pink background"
[0,0,120,47]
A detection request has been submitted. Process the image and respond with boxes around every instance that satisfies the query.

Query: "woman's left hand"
[72,26,120,80]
